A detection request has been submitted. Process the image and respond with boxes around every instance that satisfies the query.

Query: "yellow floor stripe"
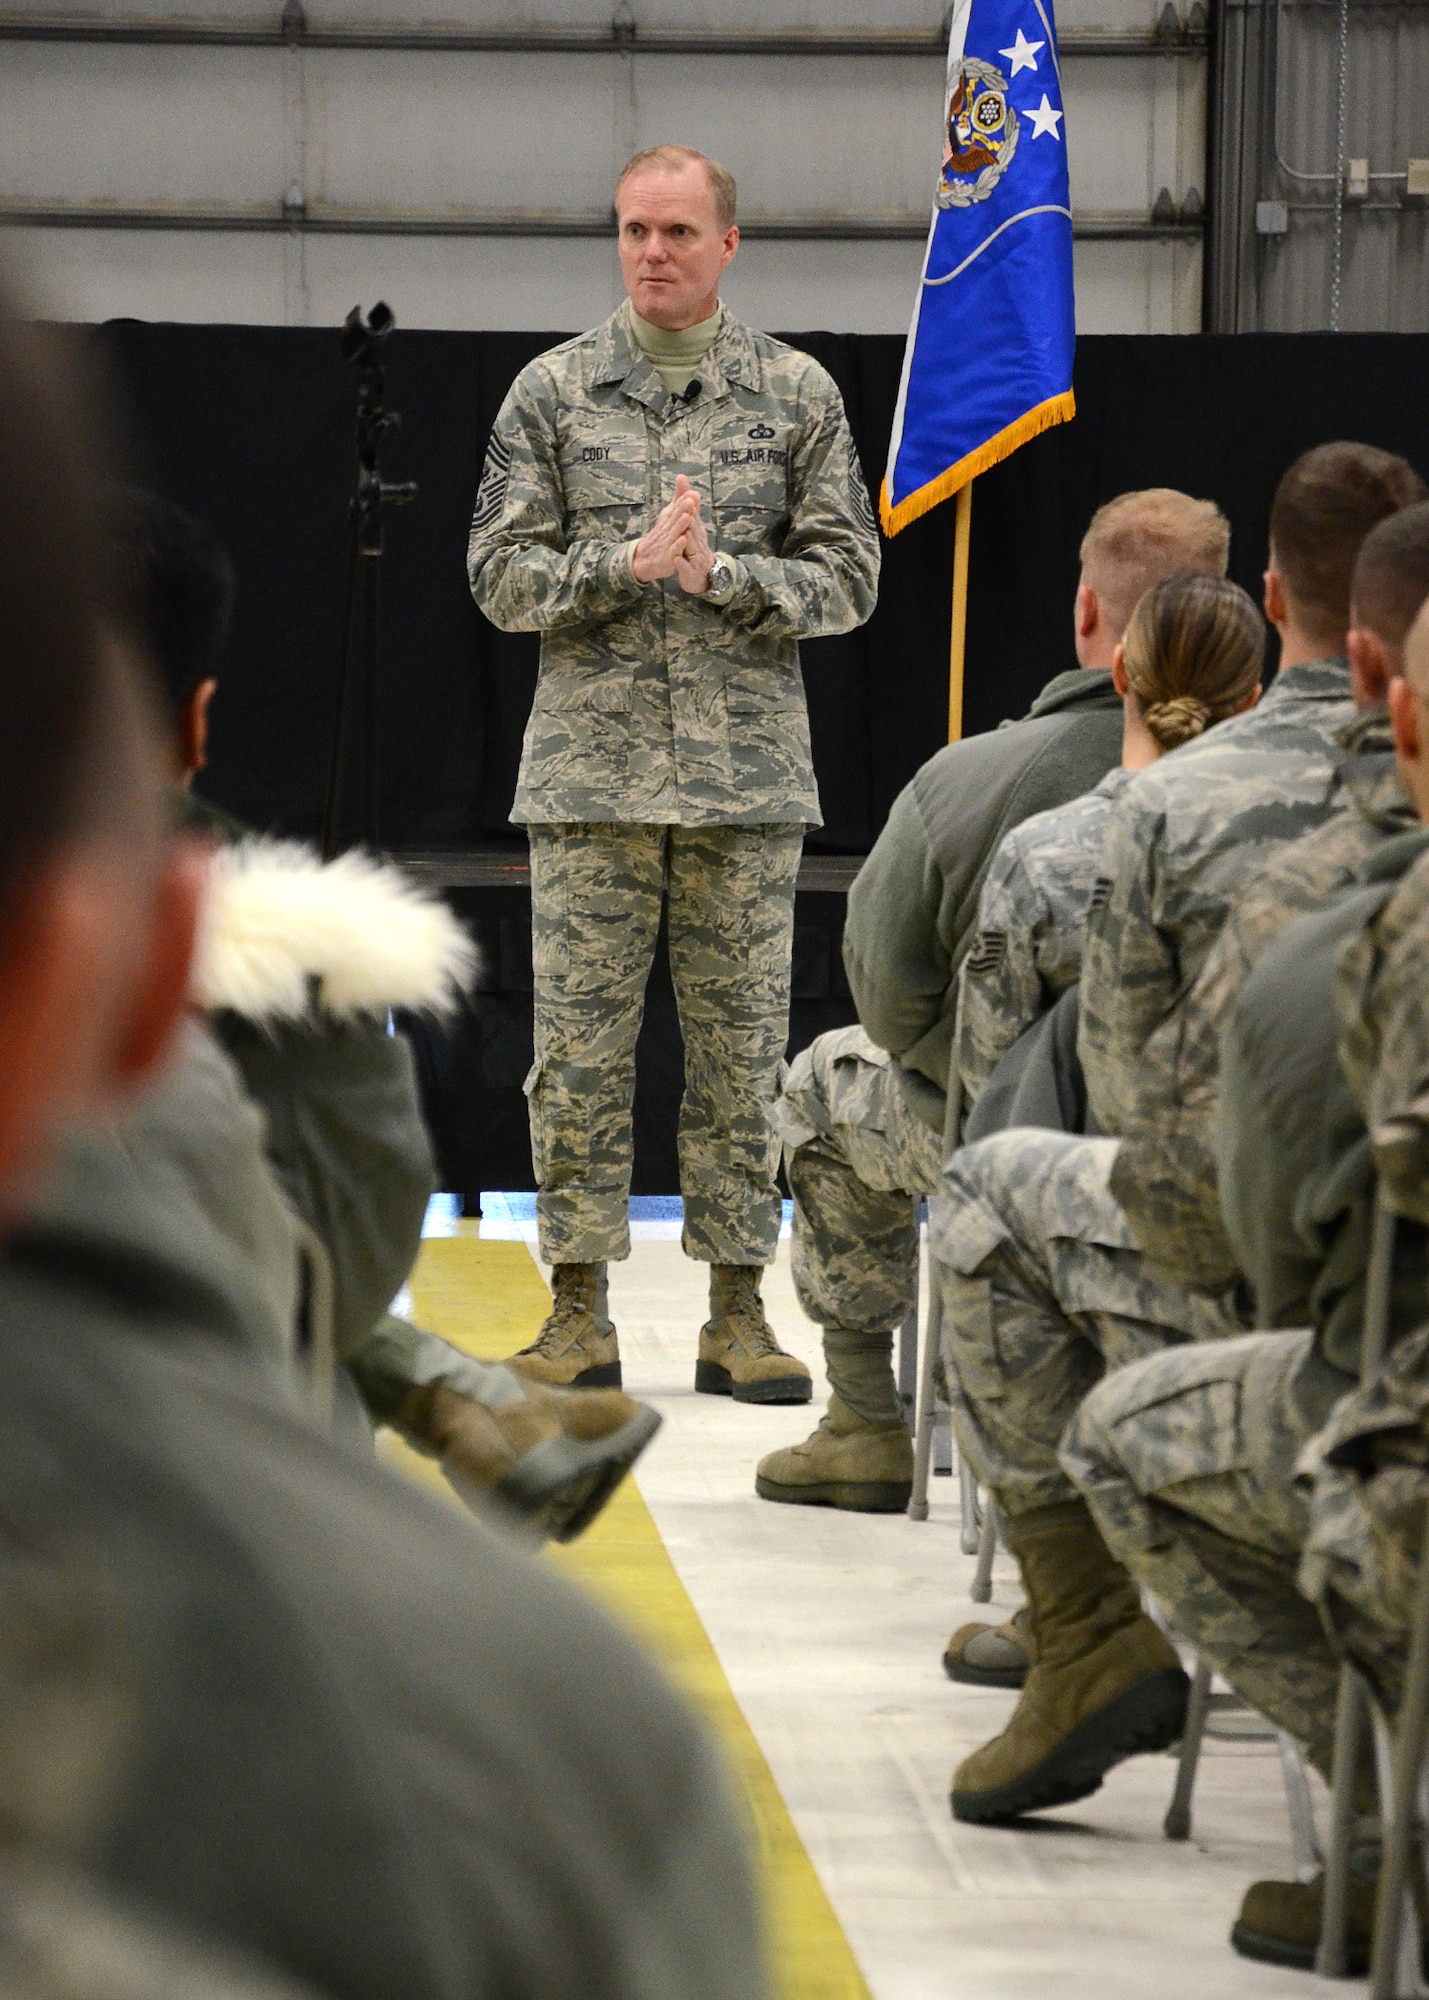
[380,1229,873,2000]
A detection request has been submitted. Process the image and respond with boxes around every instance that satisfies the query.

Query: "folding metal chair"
[905,1192,955,1521]
[1163,1656,1323,1878]
[1370,1515,1429,1998]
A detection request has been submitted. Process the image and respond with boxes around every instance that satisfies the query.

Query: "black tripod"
[321,302,417,860]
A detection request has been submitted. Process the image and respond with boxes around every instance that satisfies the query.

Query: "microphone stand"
[321,302,418,860]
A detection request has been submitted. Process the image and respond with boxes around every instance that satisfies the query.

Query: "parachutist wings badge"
[937,59,1019,208]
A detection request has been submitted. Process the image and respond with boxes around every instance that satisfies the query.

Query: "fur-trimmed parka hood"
[192,839,478,1024]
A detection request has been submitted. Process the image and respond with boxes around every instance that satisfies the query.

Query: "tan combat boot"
[755,1392,912,1511]
[943,1604,1036,1688]
[398,1376,660,1543]
[695,1264,812,1405]
[507,1262,620,1389]
[951,1500,1189,1823]
[1231,1870,1378,1974]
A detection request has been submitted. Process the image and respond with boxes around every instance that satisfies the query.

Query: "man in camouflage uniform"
[755,491,1230,1512]
[1063,580,1429,1973]
[467,144,880,1399]
[953,766,1135,1114]
[930,443,1427,1828]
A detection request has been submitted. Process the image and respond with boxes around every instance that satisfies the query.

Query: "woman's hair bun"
[1142,693,1211,750]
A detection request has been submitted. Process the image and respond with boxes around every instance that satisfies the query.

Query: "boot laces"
[522,1268,594,1358]
[719,1272,781,1358]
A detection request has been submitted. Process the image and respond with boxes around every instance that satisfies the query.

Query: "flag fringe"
[879,389,1076,538]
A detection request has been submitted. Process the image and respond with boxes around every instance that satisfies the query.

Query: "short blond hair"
[1080,489,1231,637]
[615,146,737,230]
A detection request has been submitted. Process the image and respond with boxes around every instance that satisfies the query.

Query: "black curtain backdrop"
[92,322,1429,1193]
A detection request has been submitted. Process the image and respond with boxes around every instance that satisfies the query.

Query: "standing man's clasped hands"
[631,474,714,592]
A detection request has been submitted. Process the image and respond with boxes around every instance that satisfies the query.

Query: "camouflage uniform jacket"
[955,765,1133,1114]
[1111,712,1413,1292]
[1078,656,1356,1137]
[843,667,1124,1115]
[1217,826,1429,1380]
[467,301,881,827]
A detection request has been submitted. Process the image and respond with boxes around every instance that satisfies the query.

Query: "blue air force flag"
[881,0,1075,534]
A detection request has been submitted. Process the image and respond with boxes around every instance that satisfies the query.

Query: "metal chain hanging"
[1329,0,1350,330]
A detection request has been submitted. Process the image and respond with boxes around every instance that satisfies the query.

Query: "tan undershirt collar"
[629,307,722,396]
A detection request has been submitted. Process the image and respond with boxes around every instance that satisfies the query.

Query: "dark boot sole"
[496,1404,661,1543]
[571,1360,622,1389]
[755,1473,911,1513]
[943,1651,1030,1690]
[1228,1920,1367,1975]
[694,1360,812,1405]
[951,1665,1190,1824]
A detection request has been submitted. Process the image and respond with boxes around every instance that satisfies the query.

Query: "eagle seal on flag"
[880,0,1076,535]
[938,61,1020,208]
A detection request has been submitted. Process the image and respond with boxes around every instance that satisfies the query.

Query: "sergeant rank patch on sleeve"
[966,928,1008,976]
[471,430,513,533]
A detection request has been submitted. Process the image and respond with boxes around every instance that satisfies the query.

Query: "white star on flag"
[1027,93,1064,140]
[998,29,1044,75]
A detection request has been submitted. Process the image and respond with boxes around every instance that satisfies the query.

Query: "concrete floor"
[558,1228,1322,2000]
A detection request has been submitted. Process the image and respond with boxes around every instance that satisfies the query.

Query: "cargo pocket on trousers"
[1105,1368,1249,1502]
[929,1191,1011,1403]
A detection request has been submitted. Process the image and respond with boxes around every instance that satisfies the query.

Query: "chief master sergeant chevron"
[467,143,881,1398]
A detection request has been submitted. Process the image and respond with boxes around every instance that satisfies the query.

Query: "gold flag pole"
[947,477,974,743]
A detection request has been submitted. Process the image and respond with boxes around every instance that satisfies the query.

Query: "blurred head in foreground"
[0,278,204,1225]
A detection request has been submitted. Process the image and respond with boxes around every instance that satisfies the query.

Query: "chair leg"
[970,1498,998,1603]
[1275,1730,1323,1881]
[932,1398,954,1476]
[1317,1663,1370,1976]
[1164,1659,1213,1840]
[1372,1517,1429,2000]
[908,1242,942,1523]
[957,1452,982,1555]
[895,1194,921,1428]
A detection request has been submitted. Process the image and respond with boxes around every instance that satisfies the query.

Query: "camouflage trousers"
[527,822,802,1266]
[773,1025,945,1422]
[929,1130,1238,1514]
[1062,1329,1350,1771]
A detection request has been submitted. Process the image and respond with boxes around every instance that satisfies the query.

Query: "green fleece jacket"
[1218,827,1429,1391]
[842,667,1123,1115]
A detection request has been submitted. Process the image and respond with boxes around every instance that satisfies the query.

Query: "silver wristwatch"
[705,554,736,605]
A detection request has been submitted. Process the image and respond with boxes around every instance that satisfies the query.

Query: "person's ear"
[177,678,218,782]
[1347,627,1392,709]
[1110,642,1129,696]
[1263,566,1288,629]
[1390,675,1421,768]
[107,836,208,1096]
[720,224,739,271]
[0,859,132,1218]
[1075,583,1098,640]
